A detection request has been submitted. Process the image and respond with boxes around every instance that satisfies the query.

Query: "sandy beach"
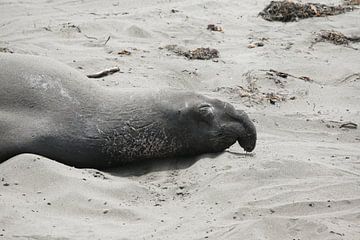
[1,0,360,239]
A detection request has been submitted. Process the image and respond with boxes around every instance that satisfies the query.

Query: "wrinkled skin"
[0,54,256,168]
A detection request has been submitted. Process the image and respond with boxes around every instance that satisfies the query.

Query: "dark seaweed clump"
[185,47,219,60]
[316,30,351,45]
[310,30,360,49]
[259,1,353,22]
[164,45,219,60]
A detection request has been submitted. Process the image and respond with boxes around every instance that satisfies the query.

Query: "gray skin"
[0,53,256,168]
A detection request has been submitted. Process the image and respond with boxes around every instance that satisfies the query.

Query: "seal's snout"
[238,135,256,152]
[232,109,257,152]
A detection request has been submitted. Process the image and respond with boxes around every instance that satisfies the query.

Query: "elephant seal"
[0,53,256,168]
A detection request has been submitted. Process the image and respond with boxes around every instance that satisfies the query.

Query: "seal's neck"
[84,89,185,164]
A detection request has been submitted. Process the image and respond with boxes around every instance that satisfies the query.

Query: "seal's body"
[0,54,256,168]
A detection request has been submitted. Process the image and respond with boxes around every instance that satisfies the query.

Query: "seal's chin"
[237,137,256,152]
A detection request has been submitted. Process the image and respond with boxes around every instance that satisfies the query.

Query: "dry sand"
[1,0,360,239]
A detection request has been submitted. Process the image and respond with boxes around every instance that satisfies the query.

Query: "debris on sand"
[0,47,13,53]
[266,92,287,105]
[339,122,358,129]
[104,36,111,45]
[324,120,358,129]
[186,47,219,60]
[264,69,313,82]
[164,45,219,60]
[344,0,360,6]
[248,42,265,48]
[214,85,288,106]
[311,30,360,49]
[207,24,224,32]
[248,37,268,48]
[85,169,109,179]
[61,22,81,33]
[259,1,353,22]
[86,67,121,78]
[214,69,312,107]
[117,50,132,56]
[338,73,360,83]
[316,30,351,45]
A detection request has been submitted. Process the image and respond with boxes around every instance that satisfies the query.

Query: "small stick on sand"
[260,69,313,82]
[339,73,360,83]
[104,36,111,45]
[84,34,97,40]
[86,67,120,78]
[340,122,358,129]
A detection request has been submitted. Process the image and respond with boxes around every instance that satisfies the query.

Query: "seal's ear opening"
[197,103,215,124]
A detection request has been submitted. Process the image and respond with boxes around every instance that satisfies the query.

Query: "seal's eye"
[198,103,214,124]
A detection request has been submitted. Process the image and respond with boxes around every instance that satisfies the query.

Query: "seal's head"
[97,91,257,164]
[174,95,257,155]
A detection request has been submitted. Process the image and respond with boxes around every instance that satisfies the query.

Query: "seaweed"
[344,0,360,6]
[213,69,312,107]
[259,1,353,22]
[311,30,360,49]
[164,45,219,60]
[185,47,219,60]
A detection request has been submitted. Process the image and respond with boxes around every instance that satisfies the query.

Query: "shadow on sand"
[104,153,218,177]
[105,151,253,177]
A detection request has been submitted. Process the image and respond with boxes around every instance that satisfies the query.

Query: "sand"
[1,0,360,239]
